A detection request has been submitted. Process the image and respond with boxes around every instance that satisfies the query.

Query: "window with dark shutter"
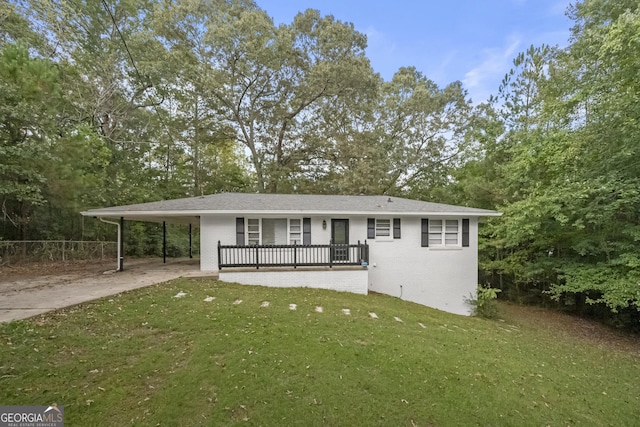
[462,218,470,247]
[393,218,401,239]
[235,218,245,245]
[367,218,375,239]
[303,218,311,245]
[421,218,429,247]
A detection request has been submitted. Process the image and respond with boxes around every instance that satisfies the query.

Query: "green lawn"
[1,279,639,426]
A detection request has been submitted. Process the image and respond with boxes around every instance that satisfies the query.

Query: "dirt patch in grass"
[0,259,115,282]
[499,301,640,357]
[0,257,186,283]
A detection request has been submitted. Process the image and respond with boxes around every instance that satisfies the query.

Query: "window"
[247,219,260,245]
[246,218,304,245]
[375,219,391,237]
[289,219,301,244]
[262,219,287,244]
[445,220,459,245]
[368,218,401,240]
[429,219,459,246]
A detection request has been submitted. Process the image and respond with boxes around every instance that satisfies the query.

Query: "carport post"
[119,217,124,271]
[163,221,167,264]
[189,224,193,259]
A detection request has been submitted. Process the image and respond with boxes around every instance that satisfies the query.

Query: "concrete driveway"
[0,258,212,323]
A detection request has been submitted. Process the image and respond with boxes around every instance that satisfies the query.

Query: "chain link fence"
[0,241,118,265]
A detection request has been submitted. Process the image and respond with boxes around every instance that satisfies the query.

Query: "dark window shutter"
[236,217,245,245]
[462,218,470,247]
[367,218,375,239]
[393,218,401,239]
[421,218,429,247]
[303,218,311,245]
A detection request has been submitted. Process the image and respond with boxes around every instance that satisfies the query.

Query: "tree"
[541,0,640,312]
[456,1,640,321]
[154,1,377,193]
[23,0,171,203]
[296,67,472,198]
[0,42,60,238]
[0,1,37,46]
[378,67,472,199]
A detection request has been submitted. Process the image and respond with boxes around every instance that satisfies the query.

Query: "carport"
[82,203,200,272]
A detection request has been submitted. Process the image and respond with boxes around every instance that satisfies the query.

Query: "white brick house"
[83,193,500,315]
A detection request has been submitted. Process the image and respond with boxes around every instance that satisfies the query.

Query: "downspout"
[99,217,122,272]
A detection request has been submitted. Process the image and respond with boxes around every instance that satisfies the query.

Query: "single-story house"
[82,193,501,315]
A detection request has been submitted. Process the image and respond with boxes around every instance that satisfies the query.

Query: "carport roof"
[81,193,501,224]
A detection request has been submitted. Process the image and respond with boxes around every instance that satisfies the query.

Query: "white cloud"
[364,26,397,55]
[462,35,522,103]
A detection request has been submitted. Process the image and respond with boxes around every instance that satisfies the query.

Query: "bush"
[468,286,501,319]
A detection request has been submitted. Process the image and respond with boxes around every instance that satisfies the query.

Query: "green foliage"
[0,1,45,48]
[377,68,471,198]
[468,286,502,318]
[0,42,60,236]
[123,222,199,258]
[453,1,640,327]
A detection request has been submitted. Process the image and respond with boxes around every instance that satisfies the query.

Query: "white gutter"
[99,217,121,272]
[83,210,503,218]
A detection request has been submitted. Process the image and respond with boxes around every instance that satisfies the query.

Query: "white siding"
[200,214,479,316]
[310,216,332,244]
[365,216,478,316]
[200,214,237,271]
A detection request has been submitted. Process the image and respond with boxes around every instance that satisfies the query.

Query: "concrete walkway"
[0,258,214,323]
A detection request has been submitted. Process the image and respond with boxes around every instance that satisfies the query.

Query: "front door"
[331,219,349,261]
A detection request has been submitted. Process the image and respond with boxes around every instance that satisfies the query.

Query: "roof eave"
[82,210,502,218]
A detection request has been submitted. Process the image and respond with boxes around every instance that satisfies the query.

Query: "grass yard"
[1,279,639,426]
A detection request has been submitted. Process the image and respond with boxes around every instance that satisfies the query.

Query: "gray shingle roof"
[82,193,500,219]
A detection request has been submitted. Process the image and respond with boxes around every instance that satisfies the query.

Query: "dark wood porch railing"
[218,241,369,269]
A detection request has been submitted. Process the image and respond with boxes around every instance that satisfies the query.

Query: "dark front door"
[331,219,349,261]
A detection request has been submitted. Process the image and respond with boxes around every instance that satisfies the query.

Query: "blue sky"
[256,0,574,104]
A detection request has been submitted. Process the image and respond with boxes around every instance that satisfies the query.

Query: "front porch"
[217,241,369,270]
[217,241,370,295]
